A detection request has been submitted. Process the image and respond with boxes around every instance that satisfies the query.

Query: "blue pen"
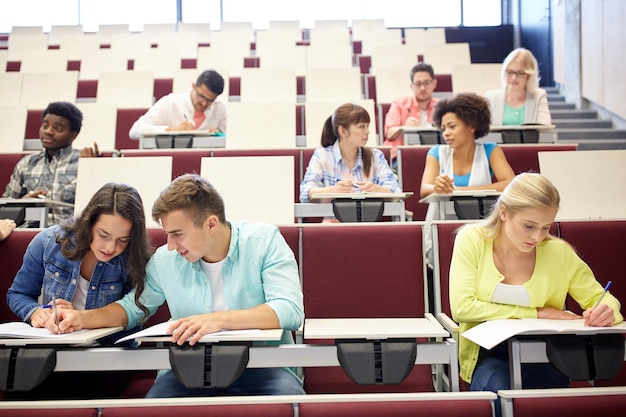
[593,281,612,309]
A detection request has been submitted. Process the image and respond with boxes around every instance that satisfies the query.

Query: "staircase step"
[553,119,613,129]
[544,86,560,94]
[555,128,626,140]
[547,94,565,102]
[560,139,626,151]
[548,102,576,110]
[550,109,598,119]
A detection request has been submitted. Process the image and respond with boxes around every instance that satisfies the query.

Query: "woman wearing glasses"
[484,48,552,126]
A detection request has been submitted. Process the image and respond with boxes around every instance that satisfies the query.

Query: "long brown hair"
[58,183,151,319]
[321,103,374,176]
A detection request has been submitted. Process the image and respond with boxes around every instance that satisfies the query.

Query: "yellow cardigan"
[449,225,623,383]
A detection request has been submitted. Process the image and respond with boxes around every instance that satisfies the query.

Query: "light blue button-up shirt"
[117,221,304,346]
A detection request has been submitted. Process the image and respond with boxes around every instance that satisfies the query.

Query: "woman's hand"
[355,181,375,192]
[583,303,615,327]
[30,299,74,328]
[433,175,455,194]
[537,307,581,320]
[333,179,356,193]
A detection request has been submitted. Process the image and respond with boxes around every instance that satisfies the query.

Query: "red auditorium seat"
[0,229,38,322]
[396,146,430,221]
[0,409,97,417]
[115,108,147,150]
[0,153,32,190]
[500,144,578,174]
[300,223,433,393]
[99,404,293,417]
[299,398,493,417]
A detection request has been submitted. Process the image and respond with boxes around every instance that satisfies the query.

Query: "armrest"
[436,312,459,343]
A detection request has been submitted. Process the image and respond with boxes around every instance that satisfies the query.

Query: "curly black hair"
[432,93,491,139]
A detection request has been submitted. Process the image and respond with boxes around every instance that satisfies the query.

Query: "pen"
[593,281,612,309]
[52,297,60,335]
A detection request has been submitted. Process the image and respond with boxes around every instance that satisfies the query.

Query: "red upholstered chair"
[500,144,578,175]
[100,404,294,417]
[299,397,493,417]
[0,153,31,190]
[115,108,147,150]
[0,409,97,417]
[278,225,300,267]
[557,220,626,387]
[300,223,432,393]
[25,109,44,139]
[0,229,39,322]
[500,387,626,417]
[396,146,430,221]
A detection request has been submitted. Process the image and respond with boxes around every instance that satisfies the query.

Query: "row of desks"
[3,316,625,394]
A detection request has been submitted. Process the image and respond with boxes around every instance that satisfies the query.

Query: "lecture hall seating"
[499,387,626,417]
[300,223,434,393]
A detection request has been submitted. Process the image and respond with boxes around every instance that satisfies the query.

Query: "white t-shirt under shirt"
[72,275,90,310]
[200,258,227,312]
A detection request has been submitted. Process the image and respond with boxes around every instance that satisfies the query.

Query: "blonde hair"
[475,172,560,240]
[500,48,540,94]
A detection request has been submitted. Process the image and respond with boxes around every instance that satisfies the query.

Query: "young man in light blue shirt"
[52,174,305,397]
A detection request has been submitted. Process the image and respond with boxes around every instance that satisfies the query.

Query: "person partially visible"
[420,93,515,198]
[450,173,622,417]
[300,103,400,209]
[383,62,440,168]
[2,102,99,225]
[0,219,16,241]
[420,93,515,268]
[49,174,306,398]
[5,182,151,400]
[129,69,227,140]
[7,182,150,327]
[484,48,551,126]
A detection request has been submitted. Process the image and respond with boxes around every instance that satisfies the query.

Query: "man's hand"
[0,218,17,240]
[167,121,196,131]
[80,141,101,158]
[167,313,224,346]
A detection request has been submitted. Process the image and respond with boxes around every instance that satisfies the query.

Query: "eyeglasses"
[506,70,527,78]
[412,79,434,89]
[195,88,216,104]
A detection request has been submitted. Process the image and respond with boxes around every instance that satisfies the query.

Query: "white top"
[71,275,90,310]
[200,258,227,312]
[490,283,530,307]
[128,91,227,139]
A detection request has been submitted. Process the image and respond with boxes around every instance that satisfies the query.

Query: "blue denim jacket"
[7,225,132,322]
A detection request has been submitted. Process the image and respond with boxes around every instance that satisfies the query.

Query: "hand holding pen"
[168,114,195,131]
[583,281,615,327]
[34,299,73,330]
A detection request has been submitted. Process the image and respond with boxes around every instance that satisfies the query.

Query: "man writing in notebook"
[2,101,99,225]
[129,69,227,139]
[50,174,305,398]
[383,62,439,169]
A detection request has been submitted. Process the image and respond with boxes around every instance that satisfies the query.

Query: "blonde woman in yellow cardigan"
[449,173,622,416]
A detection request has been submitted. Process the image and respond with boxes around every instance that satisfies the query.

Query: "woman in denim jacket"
[7,182,151,326]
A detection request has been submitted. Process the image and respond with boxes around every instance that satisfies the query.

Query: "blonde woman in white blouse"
[484,48,551,126]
